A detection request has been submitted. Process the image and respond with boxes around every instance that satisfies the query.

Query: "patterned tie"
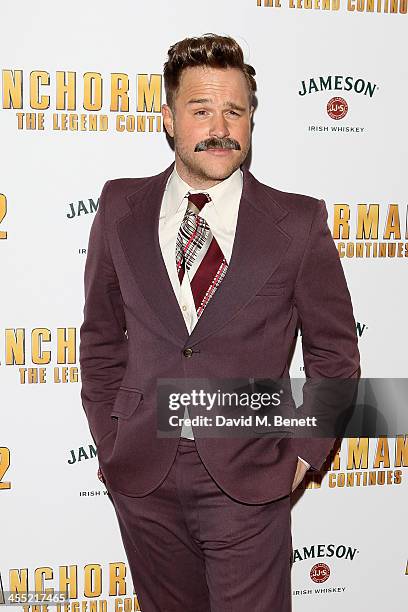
[175,192,228,317]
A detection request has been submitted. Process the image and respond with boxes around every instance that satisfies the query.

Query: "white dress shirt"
[158,166,310,470]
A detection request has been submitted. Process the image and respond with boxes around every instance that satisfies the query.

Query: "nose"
[208,112,230,139]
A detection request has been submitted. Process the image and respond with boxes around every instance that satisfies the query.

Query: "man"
[79,33,360,612]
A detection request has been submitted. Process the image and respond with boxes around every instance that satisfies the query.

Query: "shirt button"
[182,304,187,311]
[183,347,194,358]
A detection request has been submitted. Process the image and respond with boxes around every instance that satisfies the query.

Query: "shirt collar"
[162,165,243,220]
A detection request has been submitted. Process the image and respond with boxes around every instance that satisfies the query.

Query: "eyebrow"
[187,98,246,112]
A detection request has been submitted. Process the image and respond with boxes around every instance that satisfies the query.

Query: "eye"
[194,110,208,116]
[228,108,242,117]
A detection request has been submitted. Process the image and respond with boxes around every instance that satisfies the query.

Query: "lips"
[205,147,233,154]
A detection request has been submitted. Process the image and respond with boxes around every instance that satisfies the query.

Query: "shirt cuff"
[297,456,311,470]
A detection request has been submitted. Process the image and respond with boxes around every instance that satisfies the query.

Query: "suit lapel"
[118,162,190,345]
[185,166,292,347]
[117,162,292,349]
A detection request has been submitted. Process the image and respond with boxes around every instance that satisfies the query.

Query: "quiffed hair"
[163,33,257,108]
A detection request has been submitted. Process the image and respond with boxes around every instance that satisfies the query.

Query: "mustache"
[194,137,241,152]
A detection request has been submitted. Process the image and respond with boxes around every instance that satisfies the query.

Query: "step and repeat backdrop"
[1,1,407,610]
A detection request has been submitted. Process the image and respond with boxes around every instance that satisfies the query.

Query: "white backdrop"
[1,1,407,610]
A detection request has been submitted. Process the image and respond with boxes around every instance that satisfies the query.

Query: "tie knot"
[187,192,211,212]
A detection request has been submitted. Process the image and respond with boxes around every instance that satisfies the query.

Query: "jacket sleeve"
[79,180,128,445]
[291,198,361,471]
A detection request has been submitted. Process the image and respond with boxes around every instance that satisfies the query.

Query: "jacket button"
[183,347,193,358]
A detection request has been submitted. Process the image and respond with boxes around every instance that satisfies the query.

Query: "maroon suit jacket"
[79,162,360,503]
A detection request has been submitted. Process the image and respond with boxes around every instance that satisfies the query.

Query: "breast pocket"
[255,281,285,297]
[110,387,144,420]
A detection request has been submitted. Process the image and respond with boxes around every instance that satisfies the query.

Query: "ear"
[162,103,174,138]
[249,105,254,119]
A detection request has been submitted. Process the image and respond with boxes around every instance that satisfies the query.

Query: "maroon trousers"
[108,437,293,612]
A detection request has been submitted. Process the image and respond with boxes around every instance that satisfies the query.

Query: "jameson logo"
[292,544,359,563]
[67,198,98,219]
[356,321,368,338]
[68,444,97,464]
[299,75,378,98]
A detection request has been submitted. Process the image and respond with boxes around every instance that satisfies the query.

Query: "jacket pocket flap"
[110,388,143,420]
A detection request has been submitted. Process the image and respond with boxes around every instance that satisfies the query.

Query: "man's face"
[162,66,253,187]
